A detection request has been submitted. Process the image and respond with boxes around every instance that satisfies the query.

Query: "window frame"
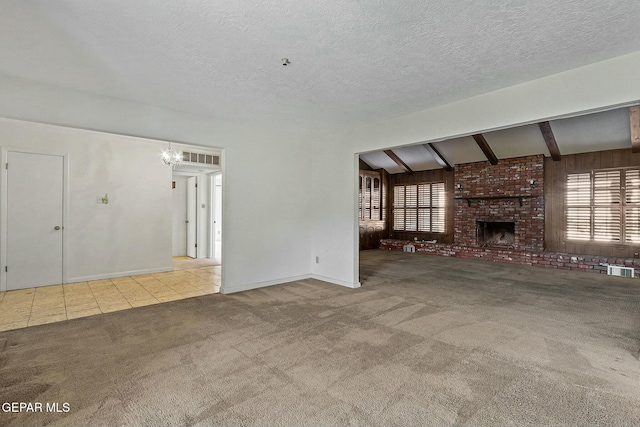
[358,171,383,221]
[393,181,445,233]
[565,167,640,245]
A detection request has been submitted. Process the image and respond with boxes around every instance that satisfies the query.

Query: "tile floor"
[0,262,221,332]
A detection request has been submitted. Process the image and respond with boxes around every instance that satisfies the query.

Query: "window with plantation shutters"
[626,169,640,243]
[359,171,383,221]
[393,182,445,232]
[566,168,640,244]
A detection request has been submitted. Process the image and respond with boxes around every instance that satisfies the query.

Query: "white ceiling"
[1,1,640,136]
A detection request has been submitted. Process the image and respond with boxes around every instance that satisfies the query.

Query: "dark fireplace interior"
[477,221,515,248]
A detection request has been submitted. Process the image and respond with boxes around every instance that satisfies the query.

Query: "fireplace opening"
[476,221,515,248]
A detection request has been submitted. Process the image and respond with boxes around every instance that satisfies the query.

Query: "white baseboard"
[220,273,361,294]
[220,274,312,294]
[68,267,173,283]
[310,274,361,289]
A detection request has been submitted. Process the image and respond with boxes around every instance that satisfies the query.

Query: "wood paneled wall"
[387,169,455,243]
[545,148,640,257]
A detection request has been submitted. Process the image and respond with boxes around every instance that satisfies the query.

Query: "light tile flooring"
[0,262,221,332]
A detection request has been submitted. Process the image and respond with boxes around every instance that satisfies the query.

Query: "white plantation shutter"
[394,185,405,230]
[566,169,640,244]
[566,173,592,241]
[394,182,446,232]
[417,183,430,232]
[359,172,382,221]
[364,177,372,220]
[358,177,363,220]
[593,171,620,242]
[431,182,446,232]
[625,170,640,243]
[372,178,380,220]
[405,185,418,231]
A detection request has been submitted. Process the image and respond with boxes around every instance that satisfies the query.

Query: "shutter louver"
[405,185,418,231]
[417,183,430,232]
[566,207,591,241]
[566,173,592,241]
[358,177,363,220]
[432,182,446,232]
[364,177,372,220]
[593,171,621,242]
[626,170,640,243]
[393,185,405,230]
[372,178,380,220]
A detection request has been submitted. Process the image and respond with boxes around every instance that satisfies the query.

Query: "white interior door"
[6,151,64,290]
[213,173,222,263]
[186,176,197,258]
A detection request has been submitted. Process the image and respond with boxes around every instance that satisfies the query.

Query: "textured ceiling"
[1,1,640,135]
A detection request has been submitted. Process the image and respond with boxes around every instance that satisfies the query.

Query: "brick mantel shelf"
[455,195,535,207]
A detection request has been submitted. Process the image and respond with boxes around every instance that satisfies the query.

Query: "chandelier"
[161,143,182,169]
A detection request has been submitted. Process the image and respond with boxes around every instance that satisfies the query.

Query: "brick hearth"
[379,239,640,278]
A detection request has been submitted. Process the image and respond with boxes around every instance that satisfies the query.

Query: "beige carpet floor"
[1,250,639,426]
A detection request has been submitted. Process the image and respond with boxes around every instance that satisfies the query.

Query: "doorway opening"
[171,148,222,271]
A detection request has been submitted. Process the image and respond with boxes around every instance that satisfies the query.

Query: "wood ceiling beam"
[423,143,453,171]
[631,105,640,153]
[538,121,562,161]
[359,158,374,171]
[472,134,498,165]
[383,150,413,174]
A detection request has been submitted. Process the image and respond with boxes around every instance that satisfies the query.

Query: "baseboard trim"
[220,274,312,294]
[68,267,173,283]
[221,273,361,294]
[310,274,361,289]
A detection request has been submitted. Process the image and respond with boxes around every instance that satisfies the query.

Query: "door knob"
[54,226,61,230]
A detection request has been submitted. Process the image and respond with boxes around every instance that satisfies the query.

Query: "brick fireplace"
[454,155,544,251]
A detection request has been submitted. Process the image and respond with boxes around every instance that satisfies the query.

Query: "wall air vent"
[181,151,220,166]
[607,265,634,278]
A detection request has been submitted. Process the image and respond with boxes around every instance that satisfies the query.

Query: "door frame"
[0,147,69,292]
[172,171,201,258]
[186,175,198,258]
[209,171,222,262]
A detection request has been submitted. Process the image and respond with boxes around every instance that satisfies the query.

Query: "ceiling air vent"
[182,151,220,166]
[607,265,634,278]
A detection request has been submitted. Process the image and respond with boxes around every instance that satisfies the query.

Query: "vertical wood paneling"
[544,148,640,258]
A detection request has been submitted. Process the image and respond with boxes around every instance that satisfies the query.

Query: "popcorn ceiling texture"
[1,1,640,134]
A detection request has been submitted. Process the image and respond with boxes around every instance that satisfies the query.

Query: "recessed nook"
[476,221,515,248]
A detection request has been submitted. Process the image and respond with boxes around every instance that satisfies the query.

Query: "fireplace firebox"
[476,221,515,248]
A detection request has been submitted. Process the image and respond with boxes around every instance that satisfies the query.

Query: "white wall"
[0,75,313,293]
[311,51,640,287]
[0,117,173,282]
[171,175,188,256]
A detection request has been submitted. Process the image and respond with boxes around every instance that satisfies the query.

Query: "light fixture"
[281,58,291,66]
[529,179,537,189]
[162,143,182,169]
[456,183,463,191]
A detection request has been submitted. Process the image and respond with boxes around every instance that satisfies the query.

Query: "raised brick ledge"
[379,239,640,278]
